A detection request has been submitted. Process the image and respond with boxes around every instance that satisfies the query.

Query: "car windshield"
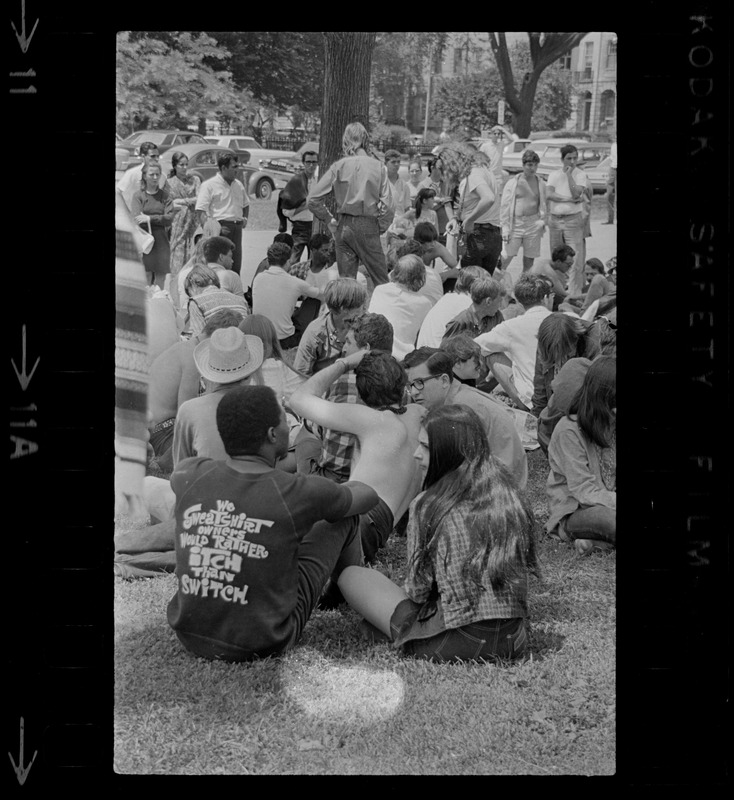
[125,132,169,145]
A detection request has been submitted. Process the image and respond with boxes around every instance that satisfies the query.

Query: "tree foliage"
[205,32,324,115]
[431,37,577,137]
[116,32,253,135]
[370,32,448,126]
[488,32,588,137]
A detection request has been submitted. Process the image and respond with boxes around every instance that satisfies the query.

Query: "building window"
[581,91,592,131]
[559,53,572,70]
[600,90,616,128]
[606,39,617,69]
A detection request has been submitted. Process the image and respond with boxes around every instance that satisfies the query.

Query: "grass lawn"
[114,448,615,775]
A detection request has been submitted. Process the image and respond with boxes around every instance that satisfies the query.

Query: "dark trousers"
[336,214,389,287]
[463,223,502,275]
[288,220,313,264]
[218,219,244,275]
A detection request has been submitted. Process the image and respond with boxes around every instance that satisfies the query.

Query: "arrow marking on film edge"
[11,0,39,53]
[8,718,37,785]
[11,325,40,391]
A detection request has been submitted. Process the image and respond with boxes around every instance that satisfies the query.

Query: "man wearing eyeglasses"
[402,347,527,490]
[116,142,167,213]
[280,150,320,266]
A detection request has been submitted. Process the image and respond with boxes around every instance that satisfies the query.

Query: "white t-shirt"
[546,168,589,216]
[252,266,320,339]
[474,305,552,406]
[417,292,473,348]
[368,282,433,361]
[458,167,499,226]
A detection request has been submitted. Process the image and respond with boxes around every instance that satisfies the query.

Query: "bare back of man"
[148,339,200,426]
[290,351,426,525]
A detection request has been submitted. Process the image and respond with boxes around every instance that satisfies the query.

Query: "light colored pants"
[548,212,587,295]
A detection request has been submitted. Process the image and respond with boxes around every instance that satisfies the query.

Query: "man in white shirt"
[474,273,554,411]
[545,144,590,296]
[252,241,324,349]
[115,142,167,212]
[195,152,250,276]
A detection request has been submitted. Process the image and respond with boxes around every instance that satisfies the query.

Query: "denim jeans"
[548,212,586,295]
[390,603,527,663]
[565,504,616,544]
[336,214,389,287]
[463,223,502,275]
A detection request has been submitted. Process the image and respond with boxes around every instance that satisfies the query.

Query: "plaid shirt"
[315,373,363,482]
[404,494,528,627]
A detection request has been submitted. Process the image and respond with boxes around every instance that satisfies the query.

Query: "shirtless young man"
[499,149,547,274]
[289,349,426,564]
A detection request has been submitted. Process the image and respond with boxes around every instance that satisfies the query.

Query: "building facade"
[389,32,617,139]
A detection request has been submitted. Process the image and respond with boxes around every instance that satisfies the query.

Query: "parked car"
[500,139,534,173]
[583,155,613,194]
[158,144,256,192]
[117,129,208,160]
[157,143,291,201]
[206,135,297,168]
[534,139,612,181]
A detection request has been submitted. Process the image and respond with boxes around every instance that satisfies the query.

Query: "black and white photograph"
[8,12,728,789]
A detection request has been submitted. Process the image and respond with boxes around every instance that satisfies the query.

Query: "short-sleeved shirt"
[474,305,552,407]
[167,457,354,660]
[458,166,499,226]
[195,173,249,221]
[252,266,320,339]
[546,168,589,216]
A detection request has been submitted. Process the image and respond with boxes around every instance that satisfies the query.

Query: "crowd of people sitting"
[115,121,617,666]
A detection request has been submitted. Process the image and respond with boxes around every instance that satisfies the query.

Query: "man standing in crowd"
[195,152,250,276]
[500,149,547,274]
[308,122,394,288]
[280,150,320,265]
[545,144,590,296]
[116,142,167,213]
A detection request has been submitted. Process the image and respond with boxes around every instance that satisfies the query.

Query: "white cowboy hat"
[193,327,264,384]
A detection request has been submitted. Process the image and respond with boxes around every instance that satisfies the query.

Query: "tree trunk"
[488,32,588,138]
[316,32,377,232]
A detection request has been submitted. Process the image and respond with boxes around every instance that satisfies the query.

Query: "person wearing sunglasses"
[279,150,320,266]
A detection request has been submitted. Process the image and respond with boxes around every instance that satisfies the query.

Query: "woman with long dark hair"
[545,355,616,555]
[338,403,538,662]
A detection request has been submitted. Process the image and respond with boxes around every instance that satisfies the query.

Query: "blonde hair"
[342,122,371,156]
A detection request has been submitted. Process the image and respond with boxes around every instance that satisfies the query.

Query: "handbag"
[134,219,155,255]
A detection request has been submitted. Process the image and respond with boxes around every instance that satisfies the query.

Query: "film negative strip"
[6,10,729,788]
